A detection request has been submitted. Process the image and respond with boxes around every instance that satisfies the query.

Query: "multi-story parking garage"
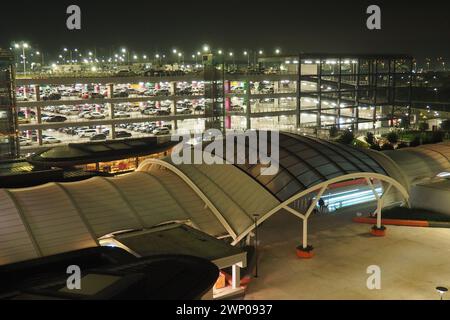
[12,53,417,153]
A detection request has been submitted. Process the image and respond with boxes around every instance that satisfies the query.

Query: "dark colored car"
[44,115,67,123]
[90,133,107,141]
[42,93,62,101]
[113,91,129,98]
[156,109,170,116]
[90,92,104,99]
[115,131,132,138]
[194,105,205,111]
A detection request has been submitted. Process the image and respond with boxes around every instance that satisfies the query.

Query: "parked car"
[155,89,170,96]
[142,107,156,115]
[90,133,107,141]
[114,111,131,118]
[115,69,136,76]
[156,109,171,116]
[85,112,106,120]
[177,107,192,115]
[43,115,67,123]
[60,108,79,116]
[194,105,205,111]
[42,93,62,101]
[90,92,104,99]
[79,129,98,138]
[152,127,170,136]
[78,111,91,118]
[230,105,245,112]
[115,131,132,138]
[42,136,61,144]
[113,91,129,98]
[19,137,31,146]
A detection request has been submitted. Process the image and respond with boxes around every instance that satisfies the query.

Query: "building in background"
[0,49,19,159]
[11,53,416,154]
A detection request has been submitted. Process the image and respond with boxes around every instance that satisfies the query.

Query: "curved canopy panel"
[384,142,450,186]
[139,160,280,237]
[216,131,388,202]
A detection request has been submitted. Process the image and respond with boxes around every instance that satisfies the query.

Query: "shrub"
[370,144,382,151]
[381,143,394,150]
[353,139,369,149]
[431,131,444,143]
[386,131,399,145]
[410,135,421,147]
[441,119,450,132]
[365,132,376,146]
[419,122,429,132]
[329,126,339,138]
[338,130,354,145]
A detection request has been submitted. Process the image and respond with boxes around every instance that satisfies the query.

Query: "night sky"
[1,0,449,60]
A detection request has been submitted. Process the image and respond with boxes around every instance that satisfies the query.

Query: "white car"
[42,136,61,144]
[16,95,29,102]
[19,138,31,146]
[176,107,192,115]
[114,111,130,118]
[78,111,91,118]
[79,129,98,138]
[60,108,79,115]
[85,112,106,120]
[152,127,170,136]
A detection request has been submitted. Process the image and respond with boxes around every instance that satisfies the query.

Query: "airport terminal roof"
[383,142,450,188]
[0,132,410,266]
[28,137,176,168]
[217,132,389,202]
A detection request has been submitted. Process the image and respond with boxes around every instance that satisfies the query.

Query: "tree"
[365,132,376,146]
[419,122,429,132]
[329,126,339,138]
[381,143,394,150]
[386,131,399,145]
[410,135,421,147]
[431,131,444,143]
[338,130,355,145]
[441,119,450,132]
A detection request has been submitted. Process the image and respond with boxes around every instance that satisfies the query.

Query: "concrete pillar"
[274,98,279,111]
[170,82,176,96]
[107,83,114,99]
[110,124,116,139]
[34,85,40,101]
[108,103,115,139]
[35,85,43,146]
[274,80,280,93]
[232,264,241,289]
[224,80,231,129]
[246,81,251,130]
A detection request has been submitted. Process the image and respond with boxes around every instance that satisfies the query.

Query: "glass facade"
[248,54,414,131]
[12,53,413,152]
[0,50,18,159]
[231,131,387,201]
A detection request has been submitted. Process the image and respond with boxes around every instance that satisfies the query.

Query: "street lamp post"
[35,51,44,67]
[15,42,29,74]
[121,48,129,65]
[22,44,28,73]
[243,51,250,68]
